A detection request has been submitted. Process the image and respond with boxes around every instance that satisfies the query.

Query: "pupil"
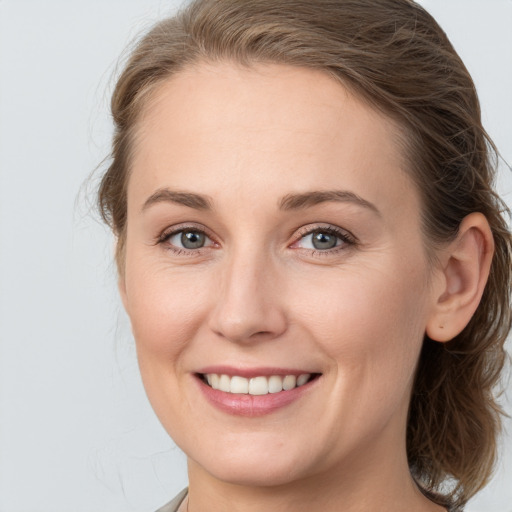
[312,231,337,250]
[181,231,205,249]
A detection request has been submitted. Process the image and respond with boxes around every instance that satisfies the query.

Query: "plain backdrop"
[0,1,511,511]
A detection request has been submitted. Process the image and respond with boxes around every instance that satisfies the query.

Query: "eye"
[171,230,208,249]
[293,226,356,252]
[158,226,215,252]
[303,230,340,250]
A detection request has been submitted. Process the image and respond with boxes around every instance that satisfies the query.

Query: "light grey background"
[0,1,510,511]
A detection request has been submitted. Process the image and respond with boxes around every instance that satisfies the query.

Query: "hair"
[98,0,512,509]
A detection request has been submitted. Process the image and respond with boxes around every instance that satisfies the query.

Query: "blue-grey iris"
[181,231,205,249]
[312,231,337,250]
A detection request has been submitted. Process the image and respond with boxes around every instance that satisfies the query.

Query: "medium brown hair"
[98,0,512,508]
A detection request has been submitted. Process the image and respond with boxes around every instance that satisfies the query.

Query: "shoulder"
[154,488,188,512]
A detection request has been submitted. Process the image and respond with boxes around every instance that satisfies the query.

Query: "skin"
[119,62,493,512]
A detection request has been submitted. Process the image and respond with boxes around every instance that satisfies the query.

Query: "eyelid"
[156,222,218,249]
[154,222,357,256]
[295,223,356,241]
[290,223,358,252]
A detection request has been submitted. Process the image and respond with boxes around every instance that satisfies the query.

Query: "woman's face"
[121,62,438,487]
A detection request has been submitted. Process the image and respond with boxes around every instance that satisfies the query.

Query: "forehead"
[129,62,416,218]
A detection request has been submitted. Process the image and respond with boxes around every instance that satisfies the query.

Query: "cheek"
[123,261,216,431]
[124,259,214,360]
[297,261,429,392]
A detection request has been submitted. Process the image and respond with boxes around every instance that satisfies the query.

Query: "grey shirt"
[155,488,188,512]
[155,487,456,511]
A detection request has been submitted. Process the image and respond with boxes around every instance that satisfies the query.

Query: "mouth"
[198,372,321,395]
[194,367,322,416]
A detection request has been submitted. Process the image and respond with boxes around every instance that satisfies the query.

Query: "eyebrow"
[141,188,214,212]
[279,190,380,215]
[141,187,380,216]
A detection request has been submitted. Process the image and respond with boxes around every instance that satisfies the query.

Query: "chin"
[200,458,306,488]
[185,435,317,487]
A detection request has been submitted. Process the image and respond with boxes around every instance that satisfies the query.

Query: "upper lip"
[196,366,319,378]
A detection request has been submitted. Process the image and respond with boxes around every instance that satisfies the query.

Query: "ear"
[426,212,494,342]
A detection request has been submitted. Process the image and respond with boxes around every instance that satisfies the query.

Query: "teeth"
[205,373,312,395]
[297,373,310,387]
[268,375,283,393]
[282,375,297,390]
[218,374,231,392]
[249,376,268,395]
[230,375,249,394]
[210,374,219,389]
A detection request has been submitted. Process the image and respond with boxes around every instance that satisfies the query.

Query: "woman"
[97,0,512,511]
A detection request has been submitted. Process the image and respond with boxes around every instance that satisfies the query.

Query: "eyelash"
[293,225,357,257]
[156,223,216,257]
[156,223,357,257]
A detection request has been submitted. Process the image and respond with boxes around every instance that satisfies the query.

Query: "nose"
[208,250,288,343]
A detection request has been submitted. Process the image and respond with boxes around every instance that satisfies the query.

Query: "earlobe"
[426,213,494,343]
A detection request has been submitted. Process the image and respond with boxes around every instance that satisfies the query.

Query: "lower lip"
[195,375,319,417]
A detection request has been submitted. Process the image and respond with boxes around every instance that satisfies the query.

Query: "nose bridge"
[209,242,287,342]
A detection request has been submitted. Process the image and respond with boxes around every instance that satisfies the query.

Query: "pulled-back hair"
[98,0,512,508]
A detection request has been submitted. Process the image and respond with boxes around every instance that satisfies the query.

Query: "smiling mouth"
[199,373,320,395]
